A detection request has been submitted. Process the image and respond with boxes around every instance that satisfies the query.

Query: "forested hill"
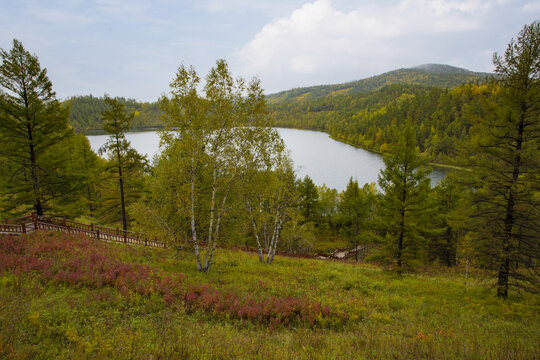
[266,64,492,104]
[270,82,500,164]
[64,95,163,132]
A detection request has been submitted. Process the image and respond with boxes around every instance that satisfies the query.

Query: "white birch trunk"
[190,154,202,271]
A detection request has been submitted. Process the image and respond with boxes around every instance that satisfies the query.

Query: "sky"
[0,0,537,102]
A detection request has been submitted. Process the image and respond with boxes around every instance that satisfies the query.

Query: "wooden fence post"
[22,222,26,234]
[91,223,94,232]
[123,230,127,243]
[96,229,100,240]
[32,213,38,232]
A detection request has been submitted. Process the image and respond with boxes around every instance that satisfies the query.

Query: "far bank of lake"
[86,128,447,191]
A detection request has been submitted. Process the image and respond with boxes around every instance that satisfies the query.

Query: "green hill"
[64,95,163,132]
[266,64,492,104]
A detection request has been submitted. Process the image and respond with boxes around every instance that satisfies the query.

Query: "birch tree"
[158,59,275,272]
[243,148,296,264]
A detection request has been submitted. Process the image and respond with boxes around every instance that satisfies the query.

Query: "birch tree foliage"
[242,147,297,264]
[157,59,278,272]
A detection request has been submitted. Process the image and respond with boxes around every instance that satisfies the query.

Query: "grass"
[0,232,538,359]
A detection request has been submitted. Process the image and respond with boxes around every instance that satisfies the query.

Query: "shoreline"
[328,134,466,171]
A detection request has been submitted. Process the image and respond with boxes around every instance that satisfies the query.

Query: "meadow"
[0,232,538,359]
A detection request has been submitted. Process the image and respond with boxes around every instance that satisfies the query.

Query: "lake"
[86,128,446,191]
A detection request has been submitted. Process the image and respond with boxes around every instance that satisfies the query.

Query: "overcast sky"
[0,0,537,101]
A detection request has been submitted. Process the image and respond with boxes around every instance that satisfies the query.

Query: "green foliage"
[0,39,74,216]
[271,82,499,164]
[338,178,377,258]
[377,123,432,272]
[140,59,279,272]
[65,95,162,132]
[298,175,320,223]
[464,22,540,298]
[99,96,147,230]
[427,173,469,266]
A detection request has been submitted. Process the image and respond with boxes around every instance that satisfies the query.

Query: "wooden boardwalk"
[1,214,166,248]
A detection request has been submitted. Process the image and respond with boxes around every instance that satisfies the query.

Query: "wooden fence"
[2,213,166,248]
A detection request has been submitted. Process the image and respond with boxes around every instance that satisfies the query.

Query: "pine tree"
[99,95,146,230]
[0,39,72,215]
[338,178,375,261]
[298,175,319,223]
[377,122,432,273]
[467,22,539,298]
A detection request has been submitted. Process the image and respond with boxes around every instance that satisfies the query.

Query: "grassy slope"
[1,232,538,359]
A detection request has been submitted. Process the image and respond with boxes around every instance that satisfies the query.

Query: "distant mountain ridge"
[267,64,492,104]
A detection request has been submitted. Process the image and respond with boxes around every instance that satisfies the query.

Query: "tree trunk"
[497,114,524,299]
[115,136,127,231]
[246,200,264,262]
[28,130,43,216]
[203,166,218,271]
[497,177,517,300]
[190,154,202,271]
[26,119,43,215]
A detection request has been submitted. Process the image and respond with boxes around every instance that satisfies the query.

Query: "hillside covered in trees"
[266,64,492,104]
[64,95,162,132]
[270,82,499,164]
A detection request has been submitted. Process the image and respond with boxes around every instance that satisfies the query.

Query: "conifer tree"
[298,175,319,223]
[100,95,146,230]
[339,178,375,261]
[377,122,432,273]
[467,22,539,298]
[0,39,72,215]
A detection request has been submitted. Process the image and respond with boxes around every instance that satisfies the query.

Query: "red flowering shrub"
[0,232,347,328]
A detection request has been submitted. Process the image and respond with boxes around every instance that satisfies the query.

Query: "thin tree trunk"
[497,113,524,299]
[190,154,202,271]
[246,200,264,262]
[115,135,127,231]
[204,188,229,272]
[266,209,280,263]
[28,126,43,216]
[396,166,408,274]
[267,205,283,264]
[82,146,94,216]
[21,64,43,216]
[268,216,283,265]
[203,166,218,270]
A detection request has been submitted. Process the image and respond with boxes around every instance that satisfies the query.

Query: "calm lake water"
[86,128,446,191]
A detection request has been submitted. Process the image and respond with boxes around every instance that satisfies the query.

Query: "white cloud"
[523,1,540,11]
[235,0,504,92]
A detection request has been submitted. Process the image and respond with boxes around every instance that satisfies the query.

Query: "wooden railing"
[2,214,166,248]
